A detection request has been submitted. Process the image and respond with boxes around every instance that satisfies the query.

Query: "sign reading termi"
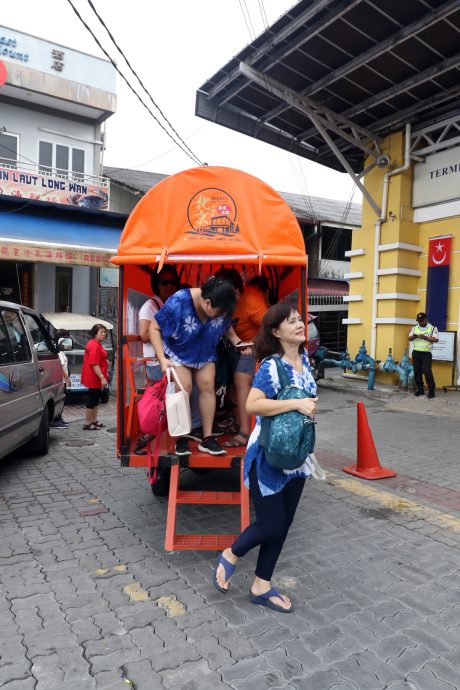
[413,145,460,208]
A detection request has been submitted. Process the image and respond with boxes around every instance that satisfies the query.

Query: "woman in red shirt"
[81,324,108,430]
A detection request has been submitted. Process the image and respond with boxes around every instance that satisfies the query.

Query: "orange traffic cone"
[343,402,397,480]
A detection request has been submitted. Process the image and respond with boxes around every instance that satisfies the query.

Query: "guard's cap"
[416,312,427,322]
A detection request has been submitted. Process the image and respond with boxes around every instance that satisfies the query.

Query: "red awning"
[308,278,349,297]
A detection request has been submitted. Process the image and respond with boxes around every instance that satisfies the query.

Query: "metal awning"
[196,0,460,176]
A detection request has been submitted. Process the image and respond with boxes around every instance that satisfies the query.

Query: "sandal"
[248,587,294,613]
[212,553,236,594]
[94,421,105,428]
[223,431,250,447]
[82,423,99,431]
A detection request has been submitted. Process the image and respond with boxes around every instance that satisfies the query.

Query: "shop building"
[194,0,460,388]
[0,25,123,317]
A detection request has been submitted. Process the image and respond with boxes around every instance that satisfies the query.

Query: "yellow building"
[194,1,460,390]
[346,129,459,388]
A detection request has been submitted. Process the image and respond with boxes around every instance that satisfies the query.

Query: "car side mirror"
[58,337,73,351]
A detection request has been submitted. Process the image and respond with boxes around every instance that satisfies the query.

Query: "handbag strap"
[272,356,291,390]
[166,366,186,392]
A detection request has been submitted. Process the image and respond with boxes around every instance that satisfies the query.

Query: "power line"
[65,0,203,167]
[238,0,256,41]
[84,0,203,167]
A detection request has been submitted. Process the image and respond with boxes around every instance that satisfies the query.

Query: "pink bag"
[137,375,168,436]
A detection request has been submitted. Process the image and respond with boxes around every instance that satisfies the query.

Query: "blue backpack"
[258,356,316,470]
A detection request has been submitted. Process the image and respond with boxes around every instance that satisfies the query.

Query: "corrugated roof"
[104,167,361,226]
[195,0,460,173]
[279,191,360,226]
[103,167,168,194]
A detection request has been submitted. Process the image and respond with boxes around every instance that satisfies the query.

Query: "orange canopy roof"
[112,166,306,268]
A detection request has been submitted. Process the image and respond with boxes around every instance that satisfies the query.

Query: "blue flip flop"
[248,587,294,613]
[212,553,236,594]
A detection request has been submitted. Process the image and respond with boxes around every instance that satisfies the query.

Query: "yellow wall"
[347,130,459,387]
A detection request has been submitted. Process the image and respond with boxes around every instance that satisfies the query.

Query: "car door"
[22,312,65,418]
[0,307,43,459]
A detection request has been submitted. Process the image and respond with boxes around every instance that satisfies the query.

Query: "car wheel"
[150,468,171,496]
[31,406,50,456]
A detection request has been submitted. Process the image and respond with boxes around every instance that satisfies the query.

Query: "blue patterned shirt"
[244,351,317,496]
[154,289,231,369]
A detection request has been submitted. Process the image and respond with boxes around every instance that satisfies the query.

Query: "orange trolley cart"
[112,166,308,551]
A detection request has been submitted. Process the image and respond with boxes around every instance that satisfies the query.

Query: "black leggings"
[231,462,305,581]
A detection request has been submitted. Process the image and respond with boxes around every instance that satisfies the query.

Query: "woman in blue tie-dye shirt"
[150,276,247,456]
[212,302,318,612]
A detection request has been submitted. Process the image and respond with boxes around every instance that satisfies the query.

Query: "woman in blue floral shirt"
[213,302,318,611]
[150,276,244,456]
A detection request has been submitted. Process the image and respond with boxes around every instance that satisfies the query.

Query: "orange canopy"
[112,166,306,268]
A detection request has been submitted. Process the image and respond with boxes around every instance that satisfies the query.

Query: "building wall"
[1,101,99,177]
[109,184,139,214]
[72,266,91,314]
[346,130,459,387]
[34,263,55,312]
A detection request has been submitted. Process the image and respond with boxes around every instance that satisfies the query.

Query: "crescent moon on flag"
[432,252,447,265]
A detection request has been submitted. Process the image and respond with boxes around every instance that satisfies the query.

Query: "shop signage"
[413,145,460,208]
[0,165,109,211]
[0,33,29,62]
[0,241,114,267]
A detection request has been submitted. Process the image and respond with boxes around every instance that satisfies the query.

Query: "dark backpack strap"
[151,296,162,311]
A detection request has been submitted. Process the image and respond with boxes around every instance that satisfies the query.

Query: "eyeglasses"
[159,279,178,287]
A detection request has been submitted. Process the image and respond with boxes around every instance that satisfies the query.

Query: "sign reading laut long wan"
[0,165,109,211]
[426,235,452,331]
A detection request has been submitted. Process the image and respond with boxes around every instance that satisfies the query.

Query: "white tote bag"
[165,367,192,437]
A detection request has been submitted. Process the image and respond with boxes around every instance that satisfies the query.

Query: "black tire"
[151,468,170,497]
[30,406,50,456]
[190,468,213,476]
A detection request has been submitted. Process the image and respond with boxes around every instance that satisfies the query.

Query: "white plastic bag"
[165,367,191,437]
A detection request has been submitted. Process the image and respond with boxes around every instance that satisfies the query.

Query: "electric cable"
[84,0,202,167]
[65,0,203,166]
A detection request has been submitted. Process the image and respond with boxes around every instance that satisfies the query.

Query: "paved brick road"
[0,382,459,689]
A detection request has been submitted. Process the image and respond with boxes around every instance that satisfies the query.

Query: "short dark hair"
[416,312,427,322]
[150,264,180,295]
[201,276,236,317]
[214,268,244,294]
[254,302,302,360]
[247,275,269,292]
[90,323,107,338]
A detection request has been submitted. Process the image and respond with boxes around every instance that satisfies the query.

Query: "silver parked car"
[41,313,115,396]
[0,301,68,460]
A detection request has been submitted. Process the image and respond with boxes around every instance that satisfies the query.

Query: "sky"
[2,0,362,204]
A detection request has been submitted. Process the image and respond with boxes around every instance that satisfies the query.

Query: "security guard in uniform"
[409,312,439,399]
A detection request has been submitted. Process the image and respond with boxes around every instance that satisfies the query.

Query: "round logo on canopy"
[186,187,239,237]
[0,61,7,88]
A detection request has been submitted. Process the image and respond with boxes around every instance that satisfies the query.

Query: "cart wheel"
[151,468,170,497]
[190,468,213,476]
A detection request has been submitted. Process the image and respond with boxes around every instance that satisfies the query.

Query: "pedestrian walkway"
[0,383,459,689]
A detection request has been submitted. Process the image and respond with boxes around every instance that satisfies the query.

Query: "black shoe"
[183,427,203,442]
[427,390,435,399]
[134,434,149,454]
[50,419,69,428]
[414,388,424,397]
[183,425,224,442]
[175,438,192,456]
[198,436,227,456]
